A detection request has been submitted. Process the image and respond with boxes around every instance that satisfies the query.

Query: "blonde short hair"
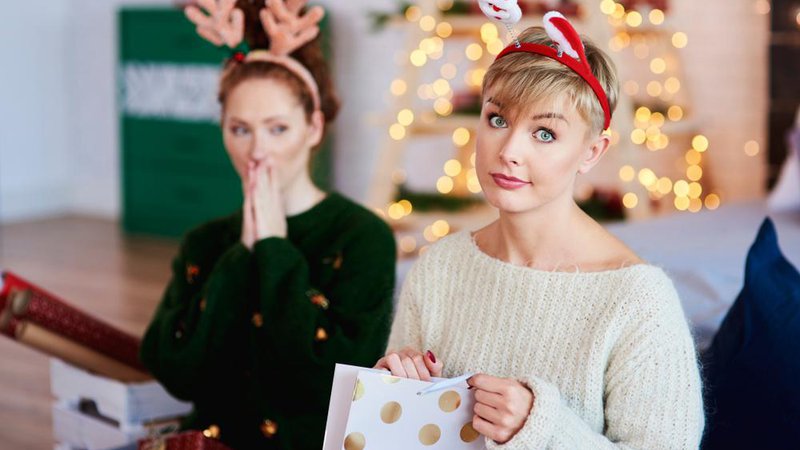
[483,26,619,135]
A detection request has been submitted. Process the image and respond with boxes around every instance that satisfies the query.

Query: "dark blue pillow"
[702,218,800,449]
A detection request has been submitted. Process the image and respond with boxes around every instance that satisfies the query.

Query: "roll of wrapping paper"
[138,431,232,450]
[13,319,150,382]
[0,271,147,372]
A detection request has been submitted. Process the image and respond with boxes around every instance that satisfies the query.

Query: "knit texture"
[388,231,704,449]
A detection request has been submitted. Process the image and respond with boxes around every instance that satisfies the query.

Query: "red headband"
[493,13,612,130]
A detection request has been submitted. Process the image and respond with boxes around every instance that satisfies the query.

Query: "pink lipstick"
[490,172,531,190]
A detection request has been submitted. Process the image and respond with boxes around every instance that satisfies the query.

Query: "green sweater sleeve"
[248,219,396,449]
[140,237,253,401]
[252,219,396,370]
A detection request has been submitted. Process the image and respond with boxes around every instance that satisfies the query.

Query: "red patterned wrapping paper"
[0,271,146,372]
[138,431,232,450]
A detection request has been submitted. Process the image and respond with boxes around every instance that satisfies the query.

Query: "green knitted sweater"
[141,193,396,449]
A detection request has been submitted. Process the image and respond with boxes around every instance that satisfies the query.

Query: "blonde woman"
[376,11,704,450]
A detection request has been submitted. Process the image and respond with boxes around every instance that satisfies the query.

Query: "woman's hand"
[241,160,287,250]
[374,348,442,381]
[241,187,256,250]
[251,159,287,240]
[468,374,534,445]
[241,162,257,249]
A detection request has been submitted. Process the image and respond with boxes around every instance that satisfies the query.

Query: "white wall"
[66,0,177,218]
[0,0,176,223]
[0,0,772,223]
[69,0,180,217]
[0,2,72,222]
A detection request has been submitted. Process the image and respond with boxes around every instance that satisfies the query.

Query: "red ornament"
[233,52,246,62]
[186,264,200,283]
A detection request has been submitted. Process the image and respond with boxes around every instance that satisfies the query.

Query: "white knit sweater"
[388,231,704,449]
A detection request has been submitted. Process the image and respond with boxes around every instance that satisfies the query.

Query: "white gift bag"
[323,364,485,450]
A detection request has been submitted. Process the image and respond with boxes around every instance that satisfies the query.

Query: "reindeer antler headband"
[479,2,612,130]
[186,0,323,112]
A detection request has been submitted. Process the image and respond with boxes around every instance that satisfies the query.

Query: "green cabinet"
[119,7,332,238]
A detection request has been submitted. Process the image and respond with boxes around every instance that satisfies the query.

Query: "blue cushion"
[702,218,800,449]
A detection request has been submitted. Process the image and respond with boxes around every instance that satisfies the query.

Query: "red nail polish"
[426,350,436,364]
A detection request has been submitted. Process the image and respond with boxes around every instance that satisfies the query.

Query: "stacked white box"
[50,359,193,450]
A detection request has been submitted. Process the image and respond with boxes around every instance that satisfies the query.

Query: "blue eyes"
[489,114,507,128]
[229,125,288,136]
[487,113,556,143]
[534,129,555,142]
[231,125,249,136]
[270,125,288,135]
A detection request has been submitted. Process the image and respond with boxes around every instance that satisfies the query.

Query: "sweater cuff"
[253,237,304,271]
[485,376,560,450]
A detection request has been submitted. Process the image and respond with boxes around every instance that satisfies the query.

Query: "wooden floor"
[0,216,178,450]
